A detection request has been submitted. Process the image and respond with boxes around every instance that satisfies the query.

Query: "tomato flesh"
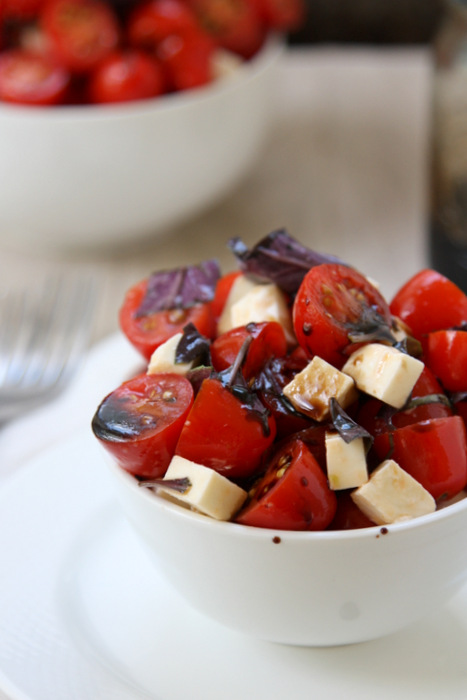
[119,278,215,361]
[293,263,393,368]
[390,269,467,341]
[236,438,336,530]
[373,415,467,501]
[175,376,276,479]
[424,330,467,393]
[92,372,194,479]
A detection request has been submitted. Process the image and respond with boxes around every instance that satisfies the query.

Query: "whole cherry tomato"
[3,0,45,19]
[373,415,467,501]
[293,263,393,368]
[390,269,467,341]
[127,0,199,50]
[119,278,216,360]
[188,0,265,58]
[92,372,194,479]
[424,330,467,393]
[251,0,305,30]
[328,491,374,530]
[157,28,213,90]
[211,321,287,379]
[210,269,242,322]
[88,48,165,103]
[0,48,70,105]
[235,438,337,530]
[175,376,276,479]
[41,0,120,73]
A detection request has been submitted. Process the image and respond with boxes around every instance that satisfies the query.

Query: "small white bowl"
[107,459,467,647]
[0,38,281,252]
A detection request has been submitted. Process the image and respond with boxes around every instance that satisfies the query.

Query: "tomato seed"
[162,390,176,403]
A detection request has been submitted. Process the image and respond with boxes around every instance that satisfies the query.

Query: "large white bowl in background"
[0,38,282,252]
[107,458,467,647]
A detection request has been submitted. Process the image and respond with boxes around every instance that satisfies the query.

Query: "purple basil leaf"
[136,259,220,317]
[175,323,211,367]
[330,398,373,445]
[228,229,344,296]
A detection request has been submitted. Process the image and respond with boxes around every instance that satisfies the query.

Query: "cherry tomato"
[424,330,467,393]
[210,269,242,322]
[235,438,337,530]
[0,48,70,104]
[175,376,276,479]
[211,321,287,379]
[251,0,305,30]
[41,0,120,74]
[188,0,265,59]
[127,0,199,50]
[88,48,165,103]
[373,415,467,501]
[3,0,45,19]
[293,263,393,368]
[390,269,467,341]
[157,28,213,90]
[92,372,194,479]
[328,491,374,530]
[455,398,467,432]
[119,278,216,360]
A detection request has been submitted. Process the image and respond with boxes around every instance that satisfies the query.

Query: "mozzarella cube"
[351,459,436,525]
[217,274,258,335]
[230,283,295,344]
[158,456,247,521]
[147,333,193,376]
[282,355,358,422]
[325,432,368,490]
[342,343,424,409]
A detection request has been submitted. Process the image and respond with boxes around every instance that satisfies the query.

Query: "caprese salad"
[92,229,467,531]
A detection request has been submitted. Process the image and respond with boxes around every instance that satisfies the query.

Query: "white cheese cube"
[230,283,295,344]
[325,432,368,490]
[158,456,247,521]
[342,343,424,409]
[147,333,193,376]
[351,459,436,525]
[217,274,258,335]
[283,355,358,422]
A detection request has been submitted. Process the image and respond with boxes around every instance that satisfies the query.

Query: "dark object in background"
[289,0,447,45]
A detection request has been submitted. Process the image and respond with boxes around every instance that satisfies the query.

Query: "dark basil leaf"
[175,323,211,367]
[139,477,191,493]
[330,398,373,445]
[136,259,220,317]
[451,391,467,403]
[405,393,453,410]
[393,335,423,358]
[345,305,395,346]
[228,229,344,296]
[186,366,213,396]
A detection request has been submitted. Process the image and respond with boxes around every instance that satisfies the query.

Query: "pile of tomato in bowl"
[0,0,304,105]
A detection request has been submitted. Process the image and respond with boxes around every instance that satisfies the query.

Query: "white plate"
[2,430,467,700]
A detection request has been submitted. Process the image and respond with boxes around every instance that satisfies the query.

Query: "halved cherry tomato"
[373,415,467,501]
[41,0,120,74]
[119,278,216,360]
[390,269,467,341]
[175,376,276,479]
[157,28,213,90]
[211,321,287,379]
[251,0,305,30]
[188,0,265,58]
[127,0,199,50]
[235,438,336,530]
[424,330,467,393]
[0,48,70,104]
[88,49,165,103]
[91,372,194,479]
[210,269,242,322]
[328,491,374,530]
[293,263,393,368]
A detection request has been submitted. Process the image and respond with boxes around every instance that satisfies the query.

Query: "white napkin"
[0,333,143,480]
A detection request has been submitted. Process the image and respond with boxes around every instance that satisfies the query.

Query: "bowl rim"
[107,457,467,542]
[0,35,283,123]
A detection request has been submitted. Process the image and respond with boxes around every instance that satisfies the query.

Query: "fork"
[0,272,97,423]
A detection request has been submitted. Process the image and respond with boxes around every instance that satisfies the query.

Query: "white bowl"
[107,459,467,647]
[0,38,282,252]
